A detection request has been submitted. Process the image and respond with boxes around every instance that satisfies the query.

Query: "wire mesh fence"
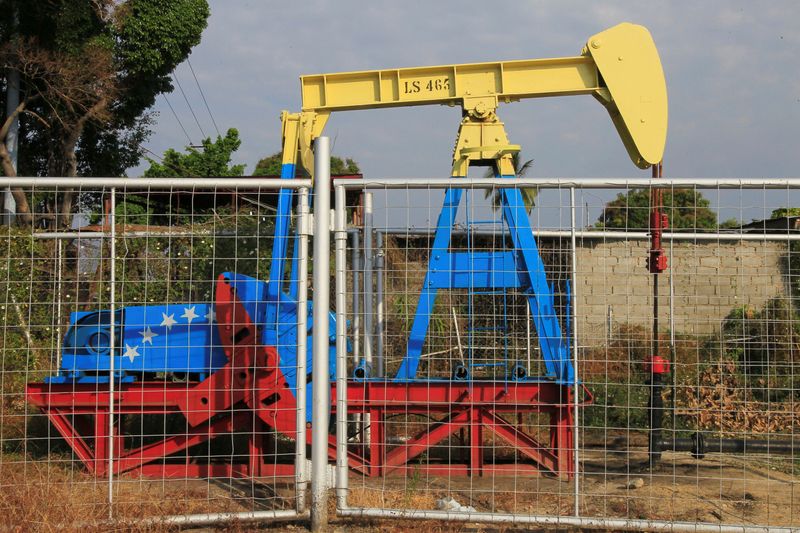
[334,178,800,531]
[0,179,311,529]
[2,175,800,531]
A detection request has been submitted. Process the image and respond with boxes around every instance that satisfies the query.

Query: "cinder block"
[699,256,720,267]
[694,284,717,297]
[686,266,719,276]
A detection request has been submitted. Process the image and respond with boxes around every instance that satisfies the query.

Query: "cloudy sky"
[133,1,800,226]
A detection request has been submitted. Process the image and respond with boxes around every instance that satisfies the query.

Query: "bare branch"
[89,0,116,23]
[0,100,27,141]
[21,109,49,129]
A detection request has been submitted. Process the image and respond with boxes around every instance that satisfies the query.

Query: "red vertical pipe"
[647,162,669,465]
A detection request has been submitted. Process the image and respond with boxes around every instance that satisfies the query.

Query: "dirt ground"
[3,446,797,531]
[341,448,799,528]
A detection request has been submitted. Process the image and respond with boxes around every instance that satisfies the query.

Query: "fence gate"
[1,178,312,528]
[333,177,800,532]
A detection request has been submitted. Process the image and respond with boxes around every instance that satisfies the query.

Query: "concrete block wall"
[570,239,790,339]
[383,235,791,346]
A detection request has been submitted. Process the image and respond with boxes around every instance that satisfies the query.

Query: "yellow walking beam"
[298,22,667,169]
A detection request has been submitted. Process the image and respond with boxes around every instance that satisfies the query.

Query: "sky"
[132,1,800,228]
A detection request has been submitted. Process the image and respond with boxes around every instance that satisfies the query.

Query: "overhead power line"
[173,73,207,140]
[187,58,221,137]
[161,94,193,146]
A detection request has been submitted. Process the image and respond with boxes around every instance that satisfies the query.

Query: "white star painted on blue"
[124,344,140,363]
[160,312,177,330]
[138,326,158,345]
[204,308,216,323]
[181,305,199,324]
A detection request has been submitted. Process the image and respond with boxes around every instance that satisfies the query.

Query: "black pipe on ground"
[648,369,664,465]
[658,433,798,459]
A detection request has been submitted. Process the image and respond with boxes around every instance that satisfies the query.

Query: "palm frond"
[482,154,537,212]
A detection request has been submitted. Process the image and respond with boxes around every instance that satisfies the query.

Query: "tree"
[253,152,360,176]
[0,0,210,226]
[117,128,245,225]
[771,207,800,219]
[596,189,719,230]
[483,152,536,212]
[144,128,245,178]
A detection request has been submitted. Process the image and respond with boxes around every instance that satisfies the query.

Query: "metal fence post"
[375,231,385,377]
[569,186,580,517]
[352,230,361,366]
[311,137,331,532]
[362,192,374,372]
[108,187,116,519]
[296,186,310,512]
[334,184,349,510]
[361,192,373,443]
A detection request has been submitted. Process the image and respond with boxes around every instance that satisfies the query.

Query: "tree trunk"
[0,101,33,225]
[55,135,78,229]
[56,97,107,229]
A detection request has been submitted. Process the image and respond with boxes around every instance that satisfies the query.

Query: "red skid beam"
[27,380,580,479]
[480,409,559,475]
[48,409,96,472]
[384,409,471,474]
[110,411,249,476]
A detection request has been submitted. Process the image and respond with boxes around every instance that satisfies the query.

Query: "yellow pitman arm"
[296,22,667,170]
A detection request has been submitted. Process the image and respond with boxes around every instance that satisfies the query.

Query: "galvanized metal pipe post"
[310,137,331,532]
[55,239,64,370]
[352,230,361,365]
[569,187,580,517]
[107,188,116,518]
[362,192,374,373]
[351,230,362,439]
[375,231,385,377]
[295,187,310,512]
[361,193,374,444]
[334,185,349,510]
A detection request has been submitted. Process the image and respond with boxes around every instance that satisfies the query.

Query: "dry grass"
[676,360,800,434]
[347,486,438,510]
[0,457,248,531]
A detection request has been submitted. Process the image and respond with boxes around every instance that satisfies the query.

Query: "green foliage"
[331,156,360,175]
[112,128,245,226]
[115,213,276,306]
[4,0,210,179]
[582,382,651,430]
[719,218,741,229]
[144,128,246,178]
[722,297,800,381]
[771,207,800,299]
[596,189,719,230]
[771,207,800,218]
[253,153,283,176]
[115,129,272,305]
[115,0,209,77]
[253,152,361,176]
[0,228,58,442]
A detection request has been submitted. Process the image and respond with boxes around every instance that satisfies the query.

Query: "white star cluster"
[125,306,217,364]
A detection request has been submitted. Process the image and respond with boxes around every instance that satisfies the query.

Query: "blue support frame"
[395,176,574,384]
[266,162,296,325]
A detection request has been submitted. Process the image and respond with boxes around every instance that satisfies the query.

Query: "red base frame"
[26,380,584,480]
